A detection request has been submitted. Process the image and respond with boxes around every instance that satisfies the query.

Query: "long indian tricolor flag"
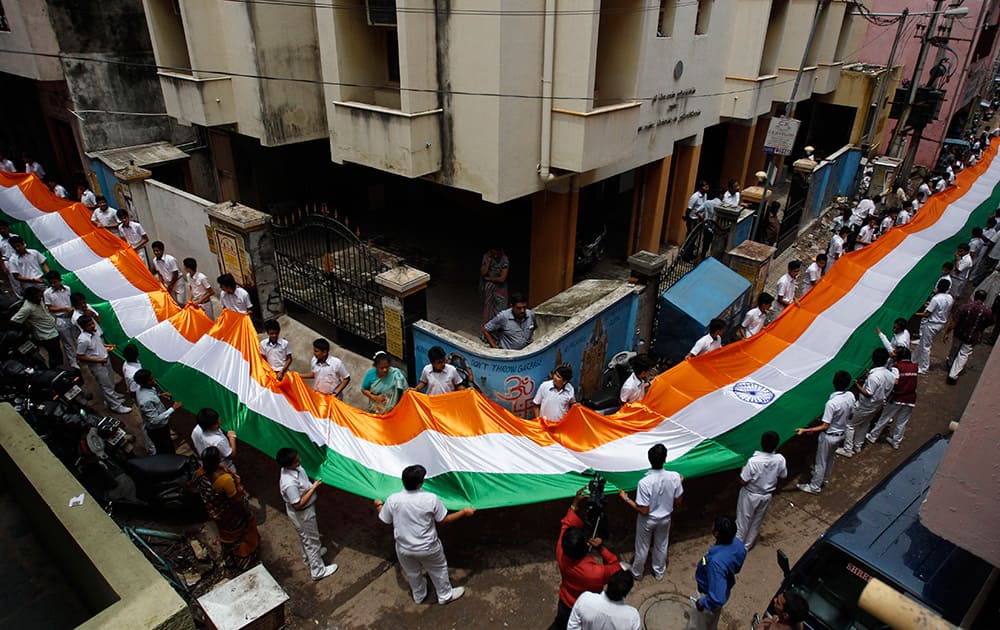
[2,148,998,509]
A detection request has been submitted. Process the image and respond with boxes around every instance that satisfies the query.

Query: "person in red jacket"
[550,488,624,630]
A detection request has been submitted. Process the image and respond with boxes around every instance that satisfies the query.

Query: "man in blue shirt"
[686,515,747,630]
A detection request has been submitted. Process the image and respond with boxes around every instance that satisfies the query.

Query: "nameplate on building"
[382,296,405,358]
[215,227,254,287]
[764,117,801,156]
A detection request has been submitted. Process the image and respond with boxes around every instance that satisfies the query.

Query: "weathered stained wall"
[44,0,196,152]
[922,341,1000,568]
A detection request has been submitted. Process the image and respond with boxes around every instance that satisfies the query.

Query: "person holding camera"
[618,444,683,581]
[550,488,623,630]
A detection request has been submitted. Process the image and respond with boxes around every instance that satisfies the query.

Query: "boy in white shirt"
[276,448,337,581]
[736,431,786,550]
[152,241,186,306]
[739,293,773,338]
[827,226,850,265]
[618,444,684,580]
[191,408,237,471]
[260,319,293,381]
[43,271,78,369]
[801,255,827,296]
[304,337,350,397]
[532,364,576,422]
[90,196,120,230]
[688,318,725,358]
[773,261,799,316]
[414,345,465,395]
[913,279,955,374]
[796,371,856,495]
[183,257,215,319]
[121,343,143,400]
[620,355,653,405]
[876,318,911,357]
[116,209,149,263]
[837,347,897,457]
[218,273,253,314]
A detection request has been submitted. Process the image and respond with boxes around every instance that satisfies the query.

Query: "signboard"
[214,227,254,287]
[763,116,801,156]
[382,296,405,359]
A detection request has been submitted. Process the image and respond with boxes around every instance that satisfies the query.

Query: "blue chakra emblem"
[731,381,775,405]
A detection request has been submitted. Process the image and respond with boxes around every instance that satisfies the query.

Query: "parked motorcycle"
[575,224,607,272]
[581,351,637,415]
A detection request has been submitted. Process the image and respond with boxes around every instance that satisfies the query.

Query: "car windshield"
[789,545,891,630]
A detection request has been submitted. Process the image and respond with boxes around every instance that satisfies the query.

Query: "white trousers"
[87,360,126,409]
[868,403,914,447]
[396,539,453,603]
[845,402,882,452]
[287,504,326,579]
[808,432,844,491]
[915,320,944,373]
[54,317,79,369]
[735,488,772,550]
[948,339,975,379]
[685,595,723,630]
[632,514,672,578]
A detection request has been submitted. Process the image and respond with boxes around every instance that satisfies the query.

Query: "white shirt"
[311,355,349,395]
[619,372,646,404]
[896,208,911,225]
[567,591,641,630]
[689,333,721,356]
[880,215,894,234]
[722,190,740,206]
[118,221,147,248]
[925,292,954,325]
[419,363,463,394]
[91,206,119,228]
[279,465,316,510]
[260,337,292,372]
[687,191,706,220]
[952,253,973,281]
[741,307,767,337]
[935,178,947,193]
[123,360,142,393]
[636,468,683,520]
[827,234,845,260]
[76,329,108,362]
[776,273,796,306]
[850,198,875,226]
[857,224,876,245]
[154,254,181,287]
[822,391,856,433]
[533,380,576,421]
[803,262,823,293]
[186,272,212,303]
[191,425,234,466]
[740,451,787,495]
[0,158,15,172]
[71,306,101,332]
[0,234,16,262]
[43,285,72,315]
[859,366,897,406]
[25,161,45,178]
[221,287,253,313]
[81,189,97,208]
[917,183,932,202]
[878,329,911,354]
[53,184,68,198]
[378,488,447,554]
[10,249,46,281]
[970,237,987,266]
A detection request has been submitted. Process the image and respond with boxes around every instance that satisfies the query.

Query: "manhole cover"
[639,592,694,630]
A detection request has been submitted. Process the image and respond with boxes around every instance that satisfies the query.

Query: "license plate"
[64,385,82,400]
[18,341,35,354]
[107,429,127,446]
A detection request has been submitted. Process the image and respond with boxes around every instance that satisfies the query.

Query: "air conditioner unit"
[367,0,397,27]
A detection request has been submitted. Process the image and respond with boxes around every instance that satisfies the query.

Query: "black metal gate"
[272,213,389,348]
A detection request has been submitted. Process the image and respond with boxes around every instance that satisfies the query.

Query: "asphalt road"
[101,332,986,630]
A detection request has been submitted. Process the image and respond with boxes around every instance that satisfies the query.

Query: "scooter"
[575,225,607,272]
[581,351,637,415]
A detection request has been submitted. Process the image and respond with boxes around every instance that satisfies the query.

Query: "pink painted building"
[860,0,1000,167]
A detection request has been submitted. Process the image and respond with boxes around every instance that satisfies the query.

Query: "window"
[657,0,676,38]
[0,1,10,32]
[385,28,400,83]
[695,0,712,35]
[367,0,397,27]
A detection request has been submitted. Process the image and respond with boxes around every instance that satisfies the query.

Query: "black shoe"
[946,377,957,385]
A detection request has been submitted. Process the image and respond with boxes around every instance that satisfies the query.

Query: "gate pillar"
[627,251,670,357]
[207,201,282,325]
[375,265,430,381]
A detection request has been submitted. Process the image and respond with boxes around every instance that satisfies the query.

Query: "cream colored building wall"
[726,0,774,79]
[0,0,63,82]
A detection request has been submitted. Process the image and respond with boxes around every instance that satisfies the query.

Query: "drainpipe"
[538,0,556,181]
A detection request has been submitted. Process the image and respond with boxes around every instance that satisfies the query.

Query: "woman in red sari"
[195,446,260,571]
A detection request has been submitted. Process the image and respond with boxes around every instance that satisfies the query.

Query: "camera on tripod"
[584,472,609,539]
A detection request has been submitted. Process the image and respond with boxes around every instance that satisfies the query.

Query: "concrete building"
[861,0,1000,169]
[140,0,869,308]
[0,0,214,204]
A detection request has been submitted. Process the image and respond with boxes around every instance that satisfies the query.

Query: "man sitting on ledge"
[483,292,536,350]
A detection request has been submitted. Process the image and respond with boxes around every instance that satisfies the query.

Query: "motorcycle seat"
[125,454,191,479]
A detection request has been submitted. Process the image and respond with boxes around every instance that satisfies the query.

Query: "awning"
[943,138,971,148]
[86,141,189,171]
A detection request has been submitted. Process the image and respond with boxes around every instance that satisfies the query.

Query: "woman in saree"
[195,446,260,571]
[480,247,509,327]
[360,351,409,414]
